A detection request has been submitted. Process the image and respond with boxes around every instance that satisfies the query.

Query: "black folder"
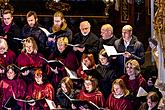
[39,56,64,68]
[4,97,21,110]
[62,92,104,110]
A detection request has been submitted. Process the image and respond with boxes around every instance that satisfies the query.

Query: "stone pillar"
[154,0,165,109]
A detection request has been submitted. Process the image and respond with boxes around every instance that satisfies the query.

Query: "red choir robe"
[49,47,79,72]
[16,52,45,67]
[0,78,26,109]
[120,74,147,95]
[0,49,16,67]
[106,93,133,110]
[77,89,105,108]
[26,82,54,110]
[76,66,87,80]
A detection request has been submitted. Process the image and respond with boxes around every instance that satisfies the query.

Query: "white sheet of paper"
[45,98,56,109]
[82,63,89,71]
[64,67,78,79]
[137,87,148,97]
[39,27,53,37]
[103,45,124,56]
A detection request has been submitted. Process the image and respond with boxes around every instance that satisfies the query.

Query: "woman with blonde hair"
[105,78,133,110]
[120,59,147,109]
[120,59,147,96]
[0,38,16,67]
[16,37,45,68]
[49,36,79,91]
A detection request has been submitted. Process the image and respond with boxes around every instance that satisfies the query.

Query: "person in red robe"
[0,38,16,68]
[120,59,147,109]
[16,37,45,67]
[105,78,133,110]
[77,75,105,108]
[0,64,26,110]
[26,68,54,110]
[76,53,96,80]
[49,36,79,90]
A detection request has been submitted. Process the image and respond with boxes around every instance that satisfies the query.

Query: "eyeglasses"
[125,66,133,69]
[0,47,5,50]
[84,82,92,86]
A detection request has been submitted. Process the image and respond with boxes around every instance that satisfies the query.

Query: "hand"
[21,70,30,76]
[79,106,87,110]
[50,67,58,74]
[28,101,36,106]
[77,47,85,52]
[73,46,78,51]
[48,37,55,42]
[4,35,7,39]
[71,104,77,110]
[123,51,131,58]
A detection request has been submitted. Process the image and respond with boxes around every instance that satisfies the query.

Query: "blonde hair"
[21,37,38,53]
[54,11,65,21]
[57,37,68,45]
[122,25,133,32]
[61,77,73,94]
[112,79,129,96]
[101,24,113,33]
[0,38,8,52]
[125,59,141,76]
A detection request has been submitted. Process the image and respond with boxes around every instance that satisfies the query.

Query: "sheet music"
[39,27,53,37]
[103,45,124,56]
[13,38,23,41]
[45,98,56,109]
[82,63,89,71]
[64,67,78,79]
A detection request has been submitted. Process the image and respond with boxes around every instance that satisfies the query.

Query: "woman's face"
[25,42,34,54]
[82,57,91,68]
[7,68,16,80]
[147,98,157,109]
[61,83,68,93]
[84,80,93,92]
[113,84,123,95]
[0,45,6,54]
[126,63,136,77]
[99,55,108,65]
[35,74,43,85]
[57,43,67,53]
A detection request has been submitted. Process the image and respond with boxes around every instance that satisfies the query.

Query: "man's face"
[122,30,132,41]
[80,23,90,36]
[53,17,62,27]
[27,15,37,27]
[3,13,13,25]
[101,29,112,40]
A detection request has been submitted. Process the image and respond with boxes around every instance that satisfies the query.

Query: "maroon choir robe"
[106,93,133,110]
[120,74,147,95]
[26,82,54,110]
[76,66,87,79]
[0,78,26,109]
[16,52,45,67]
[77,89,105,107]
[49,47,79,72]
[0,49,16,67]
